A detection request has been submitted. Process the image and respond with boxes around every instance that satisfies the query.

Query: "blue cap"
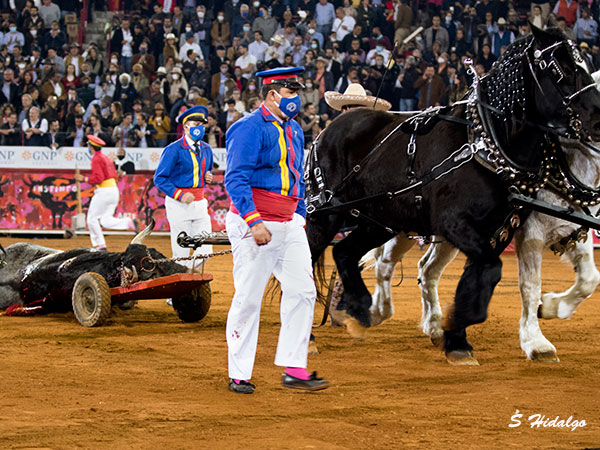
[256,66,305,89]
[176,105,209,124]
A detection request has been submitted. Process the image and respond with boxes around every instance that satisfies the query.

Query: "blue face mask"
[259,10,264,17]
[189,124,205,141]
[242,11,248,17]
[10,26,17,32]
[274,91,301,119]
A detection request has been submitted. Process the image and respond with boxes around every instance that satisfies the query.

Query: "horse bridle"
[525,38,598,139]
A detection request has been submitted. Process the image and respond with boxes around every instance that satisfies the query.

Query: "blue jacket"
[225,104,305,226]
[154,136,214,201]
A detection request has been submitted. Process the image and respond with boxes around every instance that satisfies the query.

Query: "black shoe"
[228,379,255,394]
[282,371,330,391]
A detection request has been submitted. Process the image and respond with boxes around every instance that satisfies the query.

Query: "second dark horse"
[306,27,600,364]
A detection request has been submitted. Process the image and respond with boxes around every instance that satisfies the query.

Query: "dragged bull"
[0,221,211,324]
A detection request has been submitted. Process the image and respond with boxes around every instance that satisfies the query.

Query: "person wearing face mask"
[252,7,278,42]
[365,38,391,65]
[231,4,252,38]
[179,32,204,63]
[3,21,25,54]
[224,66,330,395]
[74,135,140,250]
[154,105,215,269]
[491,17,515,57]
[132,41,156,81]
[114,148,136,175]
[211,11,231,47]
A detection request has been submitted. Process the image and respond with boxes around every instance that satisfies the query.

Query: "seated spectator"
[132,41,155,81]
[107,101,123,129]
[211,59,235,102]
[39,0,61,30]
[148,104,170,147]
[211,11,230,47]
[131,63,149,93]
[3,20,25,53]
[45,47,64,74]
[41,94,60,122]
[219,98,240,131]
[163,33,180,65]
[179,31,203,62]
[0,68,19,105]
[574,8,598,46]
[0,111,21,145]
[168,67,188,105]
[42,21,65,55]
[18,93,33,123]
[241,79,259,106]
[40,69,65,102]
[18,70,36,97]
[248,30,268,62]
[84,45,104,79]
[64,43,84,76]
[22,105,48,146]
[114,73,138,113]
[300,77,320,110]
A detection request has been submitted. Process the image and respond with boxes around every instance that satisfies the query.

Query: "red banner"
[0,171,230,232]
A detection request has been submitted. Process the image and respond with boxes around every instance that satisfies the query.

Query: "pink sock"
[96,245,106,250]
[233,379,249,384]
[285,367,311,380]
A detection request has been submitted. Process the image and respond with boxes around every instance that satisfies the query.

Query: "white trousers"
[225,211,316,380]
[87,186,132,247]
[165,196,213,269]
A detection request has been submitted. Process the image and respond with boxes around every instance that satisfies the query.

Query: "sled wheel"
[72,272,112,327]
[171,283,211,323]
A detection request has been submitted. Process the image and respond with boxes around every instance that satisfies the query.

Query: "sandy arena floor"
[0,234,599,449]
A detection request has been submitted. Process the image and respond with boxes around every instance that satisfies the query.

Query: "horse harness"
[305,35,600,251]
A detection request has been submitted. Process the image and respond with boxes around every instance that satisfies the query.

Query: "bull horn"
[130,218,155,245]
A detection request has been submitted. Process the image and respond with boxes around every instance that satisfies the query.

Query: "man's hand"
[251,222,271,245]
[180,192,195,204]
[204,171,213,183]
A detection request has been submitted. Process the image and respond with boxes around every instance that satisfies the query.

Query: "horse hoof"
[530,350,559,363]
[446,350,480,366]
[344,317,368,341]
[441,303,455,331]
[330,307,348,326]
[430,334,444,349]
[308,340,319,354]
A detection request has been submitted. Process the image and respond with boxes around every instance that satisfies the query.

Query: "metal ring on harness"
[140,256,157,273]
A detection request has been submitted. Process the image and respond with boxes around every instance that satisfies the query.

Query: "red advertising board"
[0,171,230,232]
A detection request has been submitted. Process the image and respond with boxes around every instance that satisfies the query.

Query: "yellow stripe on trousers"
[273,122,289,195]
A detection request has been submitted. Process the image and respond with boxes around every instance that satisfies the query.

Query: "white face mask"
[172,74,179,80]
[217,16,224,22]
[198,11,204,18]
[111,58,118,64]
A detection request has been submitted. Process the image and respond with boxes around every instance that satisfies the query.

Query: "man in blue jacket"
[154,105,214,268]
[224,67,330,394]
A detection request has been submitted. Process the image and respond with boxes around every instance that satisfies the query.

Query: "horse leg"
[539,235,600,320]
[333,226,393,338]
[370,234,415,326]
[417,240,459,348]
[443,231,502,365]
[515,232,559,362]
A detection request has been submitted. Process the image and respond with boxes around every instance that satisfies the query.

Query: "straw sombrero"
[325,83,392,111]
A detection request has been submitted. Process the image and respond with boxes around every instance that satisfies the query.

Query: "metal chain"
[140,249,233,272]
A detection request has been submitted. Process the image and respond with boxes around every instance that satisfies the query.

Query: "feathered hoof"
[308,339,319,354]
[446,350,480,366]
[430,334,444,349]
[441,303,455,331]
[344,317,368,341]
[530,350,559,363]
[329,307,348,327]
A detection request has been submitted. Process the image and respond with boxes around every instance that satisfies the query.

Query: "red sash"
[231,188,299,222]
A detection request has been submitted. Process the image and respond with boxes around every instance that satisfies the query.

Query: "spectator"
[394,0,413,44]
[86,113,112,146]
[189,58,211,93]
[574,8,598,45]
[112,112,134,147]
[113,73,138,113]
[530,5,547,29]
[163,33,180,65]
[398,55,419,111]
[84,45,103,79]
[129,112,155,147]
[252,6,278,42]
[553,0,580,27]
[211,11,231,47]
[62,63,80,90]
[3,20,25,54]
[366,39,391,65]
[66,114,85,146]
[114,148,136,175]
[179,31,204,63]
[241,78,259,106]
[413,64,446,109]
[227,36,243,62]
[132,41,155,81]
[300,102,319,144]
[211,59,235,101]
[39,0,61,29]
[424,16,450,54]
[0,111,21,145]
[46,119,64,149]
[168,67,188,105]
[22,106,48,146]
[491,18,515,57]
[191,5,212,61]
[203,113,224,148]
[479,43,497,73]
[45,47,65,74]
[476,0,497,23]
[249,30,269,62]
[235,42,256,80]
[64,43,84,76]
[169,88,188,127]
[41,94,60,122]
[231,66,248,93]
[315,0,336,36]
[290,35,308,66]
[313,56,335,113]
[265,34,288,65]
[0,68,19,105]
[131,63,149,93]
[42,21,65,54]
[368,26,392,51]
[107,101,123,129]
[18,94,33,123]
[240,21,253,43]
[149,104,171,147]
[23,5,45,33]
[40,70,66,102]
[333,6,356,42]
[356,0,377,34]
[218,97,240,131]
[232,3,252,38]
[532,0,551,22]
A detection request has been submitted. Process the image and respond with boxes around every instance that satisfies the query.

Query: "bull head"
[130,218,155,246]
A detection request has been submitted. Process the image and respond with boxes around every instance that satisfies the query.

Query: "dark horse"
[306,27,600,364]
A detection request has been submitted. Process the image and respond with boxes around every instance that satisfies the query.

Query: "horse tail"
[313,252,331,306]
